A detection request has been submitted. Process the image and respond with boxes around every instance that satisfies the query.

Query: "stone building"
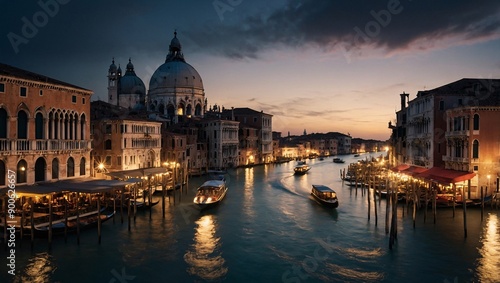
[0,63,93,186]
[90,101,162,174]
[221,107,273,164]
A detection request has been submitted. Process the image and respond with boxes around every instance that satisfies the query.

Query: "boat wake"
[270,175,308,198]
[324,263,385,282]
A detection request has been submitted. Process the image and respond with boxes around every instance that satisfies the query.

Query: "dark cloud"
[186,0,500,58]
[1,0,498,97]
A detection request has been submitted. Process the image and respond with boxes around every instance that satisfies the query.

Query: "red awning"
[390,164,410,173]
[400,165,428,177]
[414,167,476,185]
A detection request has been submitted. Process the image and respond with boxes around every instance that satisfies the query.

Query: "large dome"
[148,31,203,93]
[149,61,203,91]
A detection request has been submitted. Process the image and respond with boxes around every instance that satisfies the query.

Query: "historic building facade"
[202,118,239,169]
[389,78,500,195]
[0,63,93,186]
[90,101,161,174]
[221,108,273,164]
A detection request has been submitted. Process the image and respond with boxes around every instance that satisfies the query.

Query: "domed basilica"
[107,31,206,122]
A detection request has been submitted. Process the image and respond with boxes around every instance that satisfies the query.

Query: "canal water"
[3,153,500,282]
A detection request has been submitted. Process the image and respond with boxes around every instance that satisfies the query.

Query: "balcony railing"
[445,130,469,138]
[442,156,470,163]
[0,139,91,153]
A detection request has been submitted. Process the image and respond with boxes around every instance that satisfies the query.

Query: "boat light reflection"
[184,214,227,281]
[476,213,500,282]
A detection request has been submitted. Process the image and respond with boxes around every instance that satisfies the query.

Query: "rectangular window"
[0,83,4,92]
[105,124,112,134]
[72,95,77,103]
[117,156,122,166]
[20,87,27,97]
[105,156,112,165]
[82,98,86,104]
[39,90,43,96]
[439,100,444,110]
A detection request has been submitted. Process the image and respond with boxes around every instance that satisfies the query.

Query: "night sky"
[1,0,500,140]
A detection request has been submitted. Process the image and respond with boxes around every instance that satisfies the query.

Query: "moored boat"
[193,180,228,209]
[294,164,310,175]
[311,185,339,208]
[333,158,345,164]
[33,208,115,237]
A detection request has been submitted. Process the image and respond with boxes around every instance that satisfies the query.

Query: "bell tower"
[107,58,120,105]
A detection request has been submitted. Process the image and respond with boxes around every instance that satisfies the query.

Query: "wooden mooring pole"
[30,198,34,250]
[97,194,102,244]
[48,193,53,250]
[463,181,468,238]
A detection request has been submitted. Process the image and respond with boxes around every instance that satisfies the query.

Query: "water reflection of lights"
[184,214,227,281]
[477,213,500,283]
[15,252,55,283]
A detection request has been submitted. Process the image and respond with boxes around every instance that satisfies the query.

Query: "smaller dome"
[119,59,146,95]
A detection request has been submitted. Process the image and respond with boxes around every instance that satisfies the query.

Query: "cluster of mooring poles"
[340,158,497,249]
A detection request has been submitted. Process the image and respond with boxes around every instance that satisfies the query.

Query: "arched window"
[80,157,86,176]
[0,108,7,138]
[48,112,53,139]
[67,157,74,177]
[0,160,5,186]
[473,114,480,130]
[17,110,28,139]
[195,104,202,116]
[52,158,59,179]
[69,113,74,140]
[472,140,479,159]
[105,139,112,150]
[167,105,175,120]
[64,114,69,140]
[35,157,46,182]
[186,104,192,116]
[17,160,27,183]
[80,114,86,140]
[177,104,184,115]
[54,113,59,139]
[158,104,165,115]
[35,112,44,139]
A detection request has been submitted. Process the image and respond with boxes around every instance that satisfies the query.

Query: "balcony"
[445,130,469,138]
[442,156,470,163]
[0,139,91,155]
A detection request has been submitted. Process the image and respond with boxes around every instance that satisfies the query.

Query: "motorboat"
[294,164,310,175]
[333,158,345,164]
[311,185,339,208]
[193,180,228,209]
